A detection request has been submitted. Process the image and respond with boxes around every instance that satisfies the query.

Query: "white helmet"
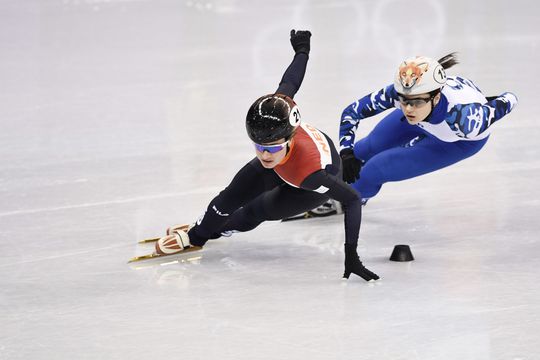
[394,56,447,95]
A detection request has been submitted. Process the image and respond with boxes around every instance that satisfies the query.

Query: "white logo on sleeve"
[212,205,229,217]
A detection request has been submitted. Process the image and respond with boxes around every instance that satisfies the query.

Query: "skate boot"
[129,226,203,263]
[307,199,343,217]
[282,199,342,222]
[169,223,237,239]
[166,223,193,236]
[155,229,193,255]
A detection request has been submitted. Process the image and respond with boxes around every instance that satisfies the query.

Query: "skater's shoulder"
[274,123,334,186]
[293,123,332,158]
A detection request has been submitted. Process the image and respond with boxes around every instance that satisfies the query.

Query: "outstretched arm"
[275,30,312,99]
[480,92,518,130]
[301,170,379,282]
[447,92,518,139]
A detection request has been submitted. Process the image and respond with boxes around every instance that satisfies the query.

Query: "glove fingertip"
[290,29,295,36]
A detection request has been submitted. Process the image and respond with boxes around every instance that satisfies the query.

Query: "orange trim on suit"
[274,124,331,187]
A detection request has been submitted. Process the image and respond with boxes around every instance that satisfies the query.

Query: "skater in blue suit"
[297,53,518,217]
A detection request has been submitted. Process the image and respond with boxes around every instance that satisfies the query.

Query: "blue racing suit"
[338,76,518,198]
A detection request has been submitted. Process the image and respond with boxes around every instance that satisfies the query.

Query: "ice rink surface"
[1,0,539,359]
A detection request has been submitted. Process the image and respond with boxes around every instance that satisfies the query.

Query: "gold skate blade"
[138,237,160,244]
[127,246,202,263]
[128,253,160,262]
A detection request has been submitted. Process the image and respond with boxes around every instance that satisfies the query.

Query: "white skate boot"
[307,199,343,217]
[166,223,192,236]
[155,229,193,255]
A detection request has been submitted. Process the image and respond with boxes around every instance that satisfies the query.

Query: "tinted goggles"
[253,141,288,154]
[397,94,433,108]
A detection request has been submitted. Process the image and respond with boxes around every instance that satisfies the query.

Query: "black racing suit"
[186,52,378,281]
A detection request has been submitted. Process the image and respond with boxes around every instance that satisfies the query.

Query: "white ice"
[1,1,539,359]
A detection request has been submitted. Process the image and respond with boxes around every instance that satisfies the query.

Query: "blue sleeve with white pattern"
[445,92,518,138]
[339,85,397,150]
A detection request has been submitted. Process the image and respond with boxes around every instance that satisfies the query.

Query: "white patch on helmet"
[433,64,446,84]
[289,105,301,127]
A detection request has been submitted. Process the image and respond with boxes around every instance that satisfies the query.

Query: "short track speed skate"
[128,224,201,263]
[282,200,343,222]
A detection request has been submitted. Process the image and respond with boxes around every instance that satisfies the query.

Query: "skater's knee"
[224,205,264,233]
[353,138,371,161]
[360,161,386,184]
[243,205,265,226]
[352,162,385,199]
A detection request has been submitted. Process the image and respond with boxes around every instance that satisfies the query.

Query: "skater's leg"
[212,185,329,235]
[352,135,489,198]
[188,158,283,245]
[354,109,423,162]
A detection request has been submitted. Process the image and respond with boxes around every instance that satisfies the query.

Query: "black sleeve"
[300,170,362,246]
[274,53,309,99]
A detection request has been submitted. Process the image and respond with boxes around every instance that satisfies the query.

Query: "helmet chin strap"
[285,128,298,153]
[422,93,439,122]
[285,137,294,154]
[422,99,435,122]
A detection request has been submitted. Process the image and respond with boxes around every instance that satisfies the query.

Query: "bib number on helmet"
[433,64,446,84]
[289,106,301,126]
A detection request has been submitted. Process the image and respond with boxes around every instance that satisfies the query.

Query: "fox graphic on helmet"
[394,56,447,95]
[398,59,429,89]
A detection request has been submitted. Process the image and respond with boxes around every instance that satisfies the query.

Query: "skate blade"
[127,246,202,263]
[138,237,160,244]
[306,210,337,218]
[281,212,313,222]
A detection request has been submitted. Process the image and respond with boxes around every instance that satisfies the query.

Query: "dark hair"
[438,52,459,70]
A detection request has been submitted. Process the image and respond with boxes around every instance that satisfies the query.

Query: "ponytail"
[438,52,459,70]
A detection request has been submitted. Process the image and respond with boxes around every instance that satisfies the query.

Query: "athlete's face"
[254,138,289,169]
[399,93,441,124]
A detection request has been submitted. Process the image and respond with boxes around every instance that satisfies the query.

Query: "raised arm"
[275,30,311,99]
[478,92,518,132]
[447,92,518,139]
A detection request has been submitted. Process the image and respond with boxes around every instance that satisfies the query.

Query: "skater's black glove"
[343,244,379,281]
[290,29,311,55]
[340,148,362,184]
